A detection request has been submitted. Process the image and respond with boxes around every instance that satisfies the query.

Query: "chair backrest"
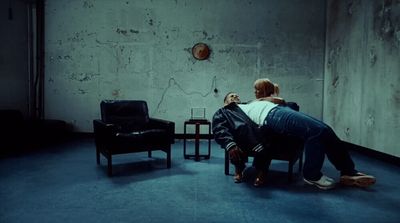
[285,102,299,111]
[100,100,149,130]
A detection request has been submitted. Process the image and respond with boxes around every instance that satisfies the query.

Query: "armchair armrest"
[93,119,119,140]
[148,118,175,143]
[148,117,174,127]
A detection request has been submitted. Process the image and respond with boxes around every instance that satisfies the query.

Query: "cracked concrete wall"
[44,0,325,133]
[325,0,400,157]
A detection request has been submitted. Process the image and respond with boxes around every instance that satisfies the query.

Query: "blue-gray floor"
[0,137,399,223]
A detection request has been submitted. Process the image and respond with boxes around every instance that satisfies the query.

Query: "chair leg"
[96,148,100,164]
[166,146,171,168]
[298,151,303,173]
[107,154,112,176]
[266,158,272,172]
[288,160,294,182]
[224,149,230,175]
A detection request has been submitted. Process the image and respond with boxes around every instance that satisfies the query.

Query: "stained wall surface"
[44,0,326,133]
[324,0,400,157]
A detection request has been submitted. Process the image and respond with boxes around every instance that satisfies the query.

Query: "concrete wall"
[324,0,400,157]
[0,0,29,116]
[3,0,398,158]
[44,0,325,133]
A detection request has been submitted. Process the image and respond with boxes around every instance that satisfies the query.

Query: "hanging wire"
[154,76,217,113]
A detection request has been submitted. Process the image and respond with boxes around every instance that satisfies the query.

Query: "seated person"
[212,92,270,187]
[212,92,376,190]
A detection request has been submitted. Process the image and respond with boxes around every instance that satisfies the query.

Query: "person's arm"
[212,109,237,151]
[257,96,286,105]
[212,107,265,154]
[212,109,245,162]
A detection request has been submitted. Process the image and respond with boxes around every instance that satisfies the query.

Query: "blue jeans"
[264,106,355,180]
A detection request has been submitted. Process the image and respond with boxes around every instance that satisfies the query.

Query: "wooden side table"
[183,119,211,161]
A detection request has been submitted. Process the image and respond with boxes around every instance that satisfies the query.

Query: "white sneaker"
[304,175,336,190]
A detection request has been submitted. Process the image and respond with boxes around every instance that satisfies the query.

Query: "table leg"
[183,123,187,158]
[195,123,200,161]
[207,123,211,159]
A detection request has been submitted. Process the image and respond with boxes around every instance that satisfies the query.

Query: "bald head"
[223,92,241,106]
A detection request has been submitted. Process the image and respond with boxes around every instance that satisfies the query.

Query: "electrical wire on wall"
[154,76,218,114]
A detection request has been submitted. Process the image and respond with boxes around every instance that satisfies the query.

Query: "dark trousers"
[264,106,355,180]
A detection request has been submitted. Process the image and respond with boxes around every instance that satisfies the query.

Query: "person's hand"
[271,97,286,105]
[258,96,285,105]
[229,146,243,163]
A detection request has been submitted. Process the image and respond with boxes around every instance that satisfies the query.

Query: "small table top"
[185,119,210,124]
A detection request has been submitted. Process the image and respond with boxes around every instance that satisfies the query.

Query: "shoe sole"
[253,178,265,187]
[340,176,376,187]
[304,178,335,190]
[234,175,243,183]
[234,179,242,183]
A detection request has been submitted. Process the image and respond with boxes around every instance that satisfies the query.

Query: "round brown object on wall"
[192,43,210,60]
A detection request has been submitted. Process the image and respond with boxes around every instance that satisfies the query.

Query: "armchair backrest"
[100,100,149,130]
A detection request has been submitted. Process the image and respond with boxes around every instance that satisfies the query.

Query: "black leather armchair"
[93,100,175,176]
